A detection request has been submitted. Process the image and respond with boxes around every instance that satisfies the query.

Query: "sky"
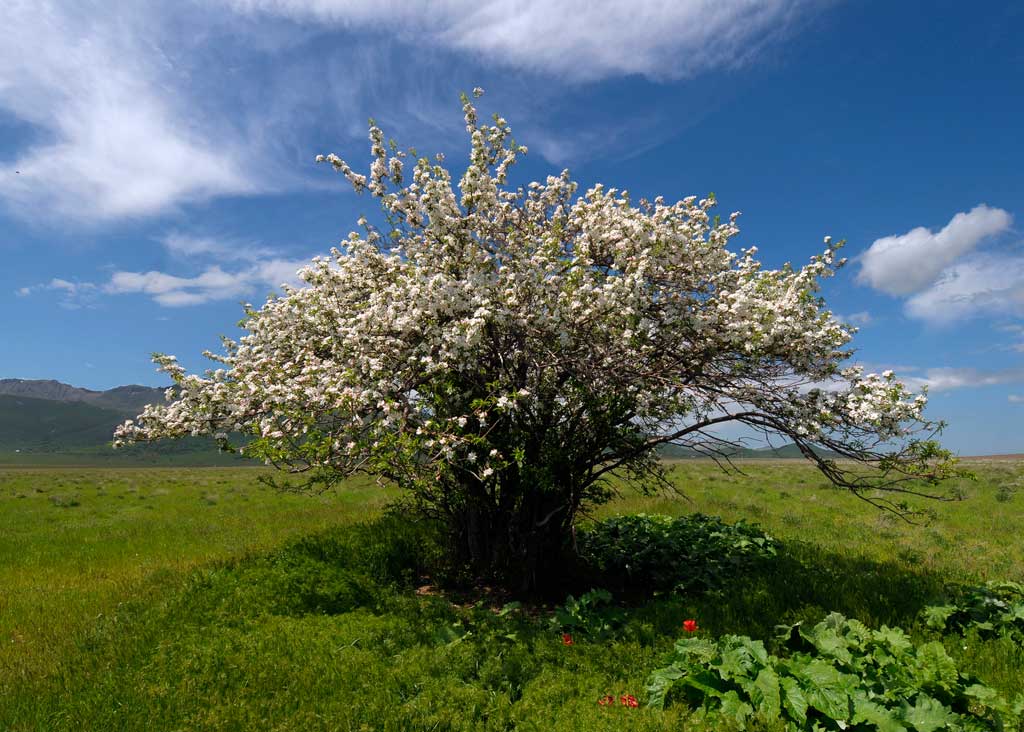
[1,0,1022,455]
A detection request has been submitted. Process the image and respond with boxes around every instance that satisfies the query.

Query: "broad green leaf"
[645,664,684,710]
[796,658,853,721]
[718,690,754,723]
[901,695,954,732]
[681,669,733,700]
[913,642,959,690]
[921,605,955,630]
[718,638,767,680]
[780,675,809,725]
[802,625,853,665]
[873,626,914,656]
[853,695,907,732]
[962,683,998,704]
[747,667,782,720]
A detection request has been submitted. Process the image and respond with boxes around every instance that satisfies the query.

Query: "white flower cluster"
[115,92,935,490]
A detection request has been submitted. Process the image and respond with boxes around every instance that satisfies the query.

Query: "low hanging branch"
[115,89,962,588]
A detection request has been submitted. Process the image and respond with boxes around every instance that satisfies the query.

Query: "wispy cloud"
[1009,394,1024,404]
[14,278,98,309]
[0,2,258,221]
[104,260,307,306]
[900,367,1024,393]
[837,311,872,326]
[222,0,826,82]
[18,233,310,307]
[160,232,279,263]
[0,1,834,223]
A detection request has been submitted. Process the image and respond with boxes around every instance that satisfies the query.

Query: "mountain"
[0,379,167,415]
[657,442,842,460]
[0,379,246,466]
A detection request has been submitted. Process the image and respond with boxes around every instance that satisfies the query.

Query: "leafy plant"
[551,588,624,640]
[576,513,777,595]
[923,581,1024,643]
[647,612,1023,730]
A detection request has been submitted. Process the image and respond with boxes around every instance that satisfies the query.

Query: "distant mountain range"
[0,378,833,466]
[0,379,245,466]
[657,441,841,460]
[0,378,166,415]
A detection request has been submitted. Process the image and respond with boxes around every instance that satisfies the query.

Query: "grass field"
[1,460,1022,730]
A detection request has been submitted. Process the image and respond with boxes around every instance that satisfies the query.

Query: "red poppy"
[620,694,639,708]
[597,695,614,706]
[683,619,699,633]
[562,633,574,646]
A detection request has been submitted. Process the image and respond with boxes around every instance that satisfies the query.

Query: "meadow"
[1,459,1022,730]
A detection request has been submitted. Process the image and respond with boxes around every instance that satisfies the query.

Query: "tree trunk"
[451,490,573,595]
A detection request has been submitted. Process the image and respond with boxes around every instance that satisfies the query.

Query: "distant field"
[2,459,1022,730]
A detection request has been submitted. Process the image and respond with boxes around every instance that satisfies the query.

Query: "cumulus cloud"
[904,254,1024,324]
[857,205,1012,297]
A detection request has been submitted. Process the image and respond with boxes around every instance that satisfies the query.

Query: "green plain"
[1,459,1022,731]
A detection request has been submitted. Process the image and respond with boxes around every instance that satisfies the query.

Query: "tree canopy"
[116,90,959,589]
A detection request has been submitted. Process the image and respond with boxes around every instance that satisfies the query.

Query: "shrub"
[550,589,625,640]
[647,612,1023,731]
[924,581,1024,643]
[575,513,777,595]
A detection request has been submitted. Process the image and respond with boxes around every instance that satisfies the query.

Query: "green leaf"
[853,695,908,732]
[718,690,755,724]
[922,605,955,630]
[718,637,768,680]
[794,658,853,721]
[901,695,955,732]
[681,669,734,700]
[748,667,782,720]
[780,675,809,725]
[645,664,684,710]
[912,642,959,691]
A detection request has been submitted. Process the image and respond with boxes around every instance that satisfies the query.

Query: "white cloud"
[904,254,1024,324]
[161,232,278,263]
[900,367,1024,393]
[857,205,1012,297]
[838,311,872,326]
[14,277,97,308]
[223,0,825,82]
[105,257,308,307]
[0,2,259,221]
[0,1,833,222]
[20,232,310,307]
[1009,395,1024,404]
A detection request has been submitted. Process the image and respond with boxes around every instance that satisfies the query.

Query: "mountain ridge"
[0,378,167,415]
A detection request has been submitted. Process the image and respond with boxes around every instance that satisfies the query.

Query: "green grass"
[2,460,1023,730]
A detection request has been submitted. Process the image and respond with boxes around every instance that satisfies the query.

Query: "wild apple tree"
[116,90,958,590]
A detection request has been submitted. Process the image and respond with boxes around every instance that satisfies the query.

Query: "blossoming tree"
[116,90,958,589]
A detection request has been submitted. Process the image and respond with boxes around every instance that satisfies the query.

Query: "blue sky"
[2,1,1022,455]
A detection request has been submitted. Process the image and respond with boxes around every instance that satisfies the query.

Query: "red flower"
[620,694,639,708]
[683,619,699,633]
[562,633,574,646]
[597,695,614,706]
